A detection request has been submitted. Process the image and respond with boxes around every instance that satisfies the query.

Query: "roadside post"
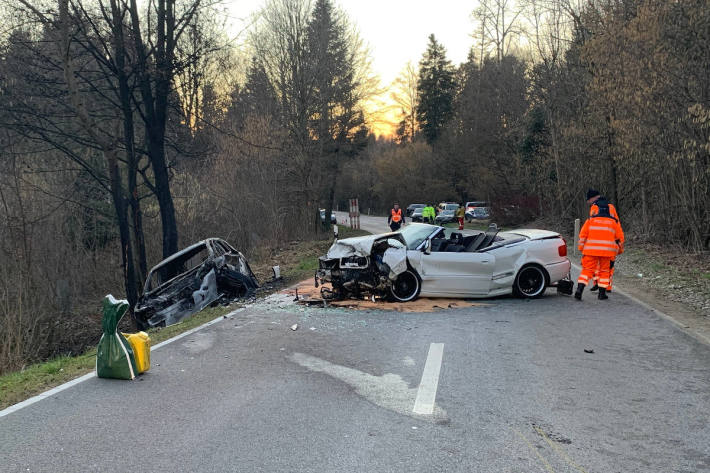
[349,198,360,230]
[573,218,580,256]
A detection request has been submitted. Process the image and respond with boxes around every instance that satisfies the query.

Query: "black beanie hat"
[586,189,600,200]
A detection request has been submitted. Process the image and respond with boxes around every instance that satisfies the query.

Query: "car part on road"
[135,238,259,329]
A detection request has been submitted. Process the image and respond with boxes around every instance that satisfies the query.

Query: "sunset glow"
[226,0,478,138]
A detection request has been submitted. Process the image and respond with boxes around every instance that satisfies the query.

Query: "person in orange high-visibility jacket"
[586,189,621,292]
[388,203,405,231]
[575,198,624,301]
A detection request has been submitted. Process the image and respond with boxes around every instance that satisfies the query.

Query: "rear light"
[558,238,567,257]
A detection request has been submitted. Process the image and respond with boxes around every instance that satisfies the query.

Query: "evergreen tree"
[230,56,280,128]
[416,34,457,144]
[306,0,366,230]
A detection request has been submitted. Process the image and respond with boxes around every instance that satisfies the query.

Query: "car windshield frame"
[145,242,212,293]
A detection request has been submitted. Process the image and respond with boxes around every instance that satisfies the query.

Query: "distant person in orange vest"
[575,198,624,301]
[586,189,621,293]
[455,205,465,230]
[388,203,405,231]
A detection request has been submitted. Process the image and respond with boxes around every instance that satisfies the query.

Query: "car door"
[418,250,496,296]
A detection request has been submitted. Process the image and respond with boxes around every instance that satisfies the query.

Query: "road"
[2,216,710,472]
[334,210,391,234]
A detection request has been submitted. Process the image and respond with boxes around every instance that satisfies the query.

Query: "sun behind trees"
[343,0,709,252]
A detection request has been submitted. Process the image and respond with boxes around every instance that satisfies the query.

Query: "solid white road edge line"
[413,343,444,415]
[570,262,710,346]
[0,307,245,419]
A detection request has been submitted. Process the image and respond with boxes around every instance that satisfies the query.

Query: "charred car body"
[316,223,572,302]
[135,238,259,329]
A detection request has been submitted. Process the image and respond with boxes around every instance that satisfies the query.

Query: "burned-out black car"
[135,238,258,329]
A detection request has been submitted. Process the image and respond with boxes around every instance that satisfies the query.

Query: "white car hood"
[326,233,405,259]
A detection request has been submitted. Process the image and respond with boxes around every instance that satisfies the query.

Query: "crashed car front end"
[315,233,410,301]
[135,239,259,329]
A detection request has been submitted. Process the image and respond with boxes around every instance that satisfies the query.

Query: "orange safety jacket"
[578,215,624,257]
[391,208,402,223]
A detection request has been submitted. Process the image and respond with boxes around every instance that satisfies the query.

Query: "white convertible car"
[316,223,572,302]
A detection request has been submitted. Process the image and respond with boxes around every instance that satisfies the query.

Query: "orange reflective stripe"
[582,245,617,251]
[589,226,615,233]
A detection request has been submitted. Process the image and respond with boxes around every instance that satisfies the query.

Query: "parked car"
[320,208,336,224]
[316,223,572,302]
[465,201,489,212]
[135,238,259,329]
[466,207,490,221]
[406,203,426,217]
[437,202,458,213]
[411,207,424,222]
[435,209,457,224]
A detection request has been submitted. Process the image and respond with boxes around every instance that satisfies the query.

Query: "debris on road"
[584,349,595,354]
[288,280,490,313]
[290,324,299,331]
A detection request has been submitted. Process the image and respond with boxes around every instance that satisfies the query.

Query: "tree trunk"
[150,135,179,258]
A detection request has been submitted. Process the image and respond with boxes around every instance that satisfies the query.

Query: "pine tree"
[416,34,457,144]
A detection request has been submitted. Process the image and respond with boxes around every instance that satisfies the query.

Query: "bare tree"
[390,61,419,143]
[473,0,526,63]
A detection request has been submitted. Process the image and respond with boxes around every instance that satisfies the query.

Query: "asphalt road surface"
[2,217,709,472]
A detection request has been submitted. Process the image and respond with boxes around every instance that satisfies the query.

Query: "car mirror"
[424,239,432,254]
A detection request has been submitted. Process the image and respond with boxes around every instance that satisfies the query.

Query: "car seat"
[465,232,487,252]
[476,223,499,251]
[430,239,449,252]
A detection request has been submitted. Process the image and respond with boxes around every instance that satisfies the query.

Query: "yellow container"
[121,331,151,374]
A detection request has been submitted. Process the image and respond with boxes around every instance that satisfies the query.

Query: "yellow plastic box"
[121,331,151,374]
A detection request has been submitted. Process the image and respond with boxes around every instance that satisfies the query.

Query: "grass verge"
[0,226,368,410]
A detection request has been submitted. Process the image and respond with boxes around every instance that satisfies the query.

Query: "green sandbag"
[96,295,138,380]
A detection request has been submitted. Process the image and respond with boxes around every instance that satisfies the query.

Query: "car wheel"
[513,265,547,298]
[390,269,421,302]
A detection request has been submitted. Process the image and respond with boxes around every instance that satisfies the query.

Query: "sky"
[225,0,480,136]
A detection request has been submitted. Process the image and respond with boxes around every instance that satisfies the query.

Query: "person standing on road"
[586,189,621,293]
[423,204,435,224]
[575,198,624,301]
[455,205,465,230]
[388,203,405,231]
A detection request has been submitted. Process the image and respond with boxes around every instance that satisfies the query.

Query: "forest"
[0,0,708,373]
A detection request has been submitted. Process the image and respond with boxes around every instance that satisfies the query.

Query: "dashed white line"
[412,343,444,415]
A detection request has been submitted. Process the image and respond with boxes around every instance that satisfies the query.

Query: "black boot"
[598,288,608,300]
[574,283,585,300]
[589,283,599,292]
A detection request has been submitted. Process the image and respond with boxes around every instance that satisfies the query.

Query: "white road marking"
[412,343,444,415]
[289,352,447,420]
